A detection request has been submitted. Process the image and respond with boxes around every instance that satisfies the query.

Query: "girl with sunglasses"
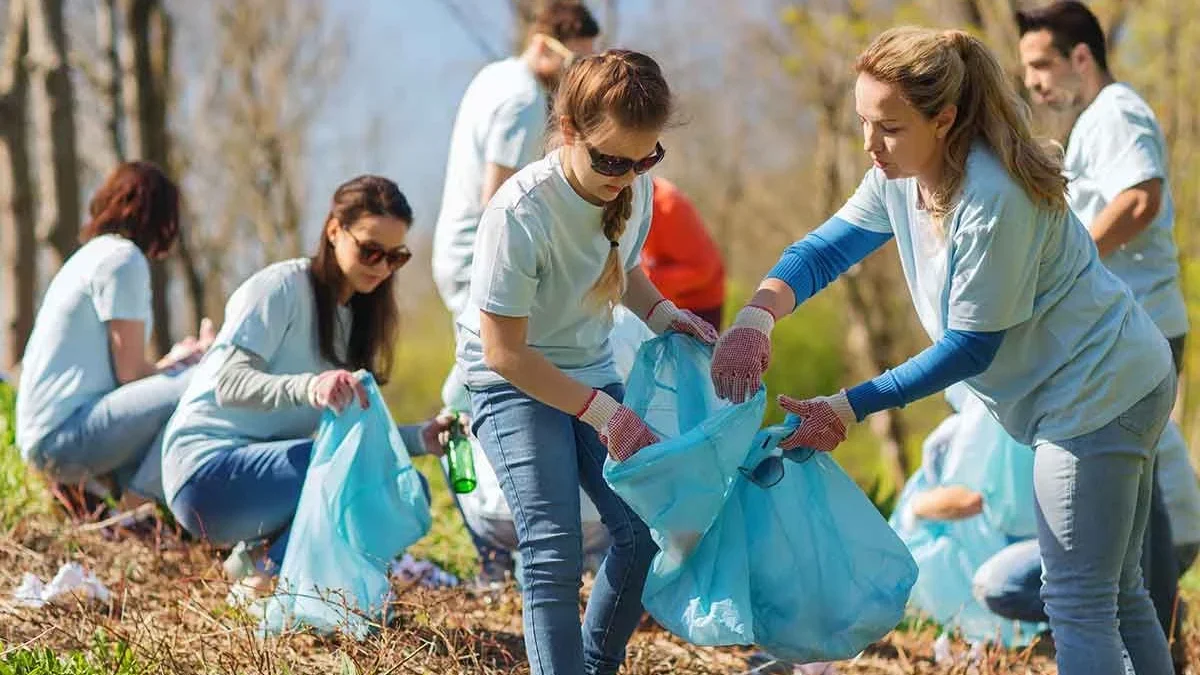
[456,50,716,674]
[714,28,1175,674]
[161,176,451,592]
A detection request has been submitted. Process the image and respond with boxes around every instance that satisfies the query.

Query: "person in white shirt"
[1018,4,1193,668]
[433,1,600,319]
[459,49,717,675]
[433,0,600,585]
[17,162,211,512]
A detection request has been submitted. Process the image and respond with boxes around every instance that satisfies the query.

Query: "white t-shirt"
[836,143,1171,445]
[457,306,656,524]
[433,57,548,317]
[1065,83,1187,339]
[17,235,152,455]
[161,259,349,502]
[455,149,654,390]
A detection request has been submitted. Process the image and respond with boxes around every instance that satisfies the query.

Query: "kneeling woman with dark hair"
[16,161,210,506]
[162,175,451,585]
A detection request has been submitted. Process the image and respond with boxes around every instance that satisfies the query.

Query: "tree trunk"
[94,0,123,167]
[120,0,174,356]
[150,3,203,333]
[0,0,34,371]
[843,272,910,491]
[26,0,80,270]
[817,95,910,490]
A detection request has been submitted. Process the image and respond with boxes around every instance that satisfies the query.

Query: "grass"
[0,634,143,675]
[0,381,49,530]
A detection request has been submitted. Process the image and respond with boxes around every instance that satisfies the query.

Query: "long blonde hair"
[856,27,1067,220]
[553,49,672,311]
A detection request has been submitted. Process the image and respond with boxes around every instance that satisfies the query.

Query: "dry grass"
[0,510,1076,675]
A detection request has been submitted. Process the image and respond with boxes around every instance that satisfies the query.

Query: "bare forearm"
[910,486,983,521]
[746,279,797,320]
[487,346,595,415]
[481,163,517,207]
[1090,183,1161,258]
[622,267,665,319]
[118,360,161,384]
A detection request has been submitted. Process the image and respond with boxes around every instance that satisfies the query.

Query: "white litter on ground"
[13,562,111,609]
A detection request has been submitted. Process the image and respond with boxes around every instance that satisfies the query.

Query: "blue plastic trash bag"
[941,395,1037,539]
[891,393,1044,646]
[606,333,918,662]
[262,372,431,638]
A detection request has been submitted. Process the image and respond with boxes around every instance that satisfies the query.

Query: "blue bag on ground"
[605,333,918,662]
[891,393,1044,646]
[261,372,431,638]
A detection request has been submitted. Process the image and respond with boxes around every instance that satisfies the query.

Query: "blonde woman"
[713,28,1175,675]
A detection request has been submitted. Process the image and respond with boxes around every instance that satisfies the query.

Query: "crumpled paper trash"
[13,562,111,608]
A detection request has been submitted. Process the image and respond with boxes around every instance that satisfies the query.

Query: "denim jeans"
[170,436,433,569]
[29,369,194,501]
[470,382,657,675]
[976,534,1195,626]
[1030,374,1176,675]
[170,438,315,567]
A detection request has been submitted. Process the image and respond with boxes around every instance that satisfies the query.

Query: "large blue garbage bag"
[891,393,1044,646]
[606,333,918,662]
[262,372,431,638]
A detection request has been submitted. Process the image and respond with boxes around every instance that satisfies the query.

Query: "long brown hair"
[310,175,412,385]
[553,49,672,311]
[81,161,180,257]
[856,27,1067,221]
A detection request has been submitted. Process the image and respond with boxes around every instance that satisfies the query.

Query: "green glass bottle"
[445,411,477,494]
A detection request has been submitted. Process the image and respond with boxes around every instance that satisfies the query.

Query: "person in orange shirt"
[643,177,727,328]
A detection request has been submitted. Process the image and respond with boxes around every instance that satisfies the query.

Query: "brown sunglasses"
[344,228,412,269]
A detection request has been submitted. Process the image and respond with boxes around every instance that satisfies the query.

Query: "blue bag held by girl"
[605,333,917,662]
[261,372,431,638]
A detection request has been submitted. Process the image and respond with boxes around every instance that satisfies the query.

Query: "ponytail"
[941,30,1067,215]
[585,186,633,311]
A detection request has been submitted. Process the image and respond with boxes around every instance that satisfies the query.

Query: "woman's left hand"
[646,299,718,345]
[419,411,463,457]
[777,392,857,452]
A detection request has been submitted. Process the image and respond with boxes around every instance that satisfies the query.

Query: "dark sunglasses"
[738,435,816,490]
[344,228,412,270]
[583,140,666,177]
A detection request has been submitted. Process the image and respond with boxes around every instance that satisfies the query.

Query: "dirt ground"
[0,514,1176,674]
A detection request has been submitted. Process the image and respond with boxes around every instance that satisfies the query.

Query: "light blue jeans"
[1031,374,1175,675]
[470,382,657,675]
[29,369,194,501]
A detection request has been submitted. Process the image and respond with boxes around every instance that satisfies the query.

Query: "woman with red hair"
[16,161,211,507]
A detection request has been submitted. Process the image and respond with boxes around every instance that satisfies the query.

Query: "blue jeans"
[170,439,315,568]
[170,437,432,569]
[977,531,1194,626]
[30,369,194,501]
[1029,375,1176,675]
[470,383,657,675]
